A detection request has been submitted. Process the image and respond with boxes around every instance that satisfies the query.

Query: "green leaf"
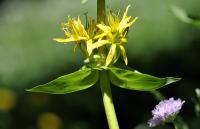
[26,68,99,94]
[171,5,193,24]
[108,67,181,91]
[171,5,200,29]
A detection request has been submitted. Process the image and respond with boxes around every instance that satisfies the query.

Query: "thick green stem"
[97,0,107,59]
[97,0,105,23]
[100,71,120,129]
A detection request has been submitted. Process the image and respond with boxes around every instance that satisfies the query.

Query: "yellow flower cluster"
[54,5,137,67]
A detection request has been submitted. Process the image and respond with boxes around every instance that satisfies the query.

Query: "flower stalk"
[97,0,107,59]
[100,70,120,129]
[173,120,182,129]
[97,1,120,129]
[97,0,105,23]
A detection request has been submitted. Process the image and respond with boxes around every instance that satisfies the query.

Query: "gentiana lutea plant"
[27,0,182,129]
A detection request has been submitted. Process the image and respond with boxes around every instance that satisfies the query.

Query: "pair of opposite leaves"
[27,67,180,94]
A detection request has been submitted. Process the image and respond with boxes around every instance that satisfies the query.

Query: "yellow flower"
[93,5,138,66]
[53,17,96,55]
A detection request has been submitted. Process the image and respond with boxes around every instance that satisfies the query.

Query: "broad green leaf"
[26,68,99,94]
[108,67,181,91]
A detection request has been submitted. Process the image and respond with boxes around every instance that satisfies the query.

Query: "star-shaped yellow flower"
[53,17,96,56]
[93,5,138,66]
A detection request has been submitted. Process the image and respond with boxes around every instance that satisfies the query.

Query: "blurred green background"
[0,0,200,129]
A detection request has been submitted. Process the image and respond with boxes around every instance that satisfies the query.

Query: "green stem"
[97,0,105,23]
[173,117,189,129]
[173,121,180,129]
[150,90,165,101]
[97,0,107,58]
[100,70,120,129]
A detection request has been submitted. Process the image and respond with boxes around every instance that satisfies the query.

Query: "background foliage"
[0,0,200,129]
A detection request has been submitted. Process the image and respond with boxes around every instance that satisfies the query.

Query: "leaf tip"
[25,88,34,92]
[166,77,182,85]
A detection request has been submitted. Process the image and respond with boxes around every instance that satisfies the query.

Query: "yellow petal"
[119,16,131,29]
[94,33,106,39]
[119,45,128,65]
[53,38,74,43]
[53,36,86,43]
[108,11,115,26]
[86,39,93,55]
[74,36,88,41]
[121,38,127,43]
[122,5,131,21]
[93,40,110,48]
[97,24,111,33]
[67,17,73,28]
[70,20,80,36]
[126,17,138,27]
[119,16,138,33]
[106,44,117,66]
[77,16,89,38]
